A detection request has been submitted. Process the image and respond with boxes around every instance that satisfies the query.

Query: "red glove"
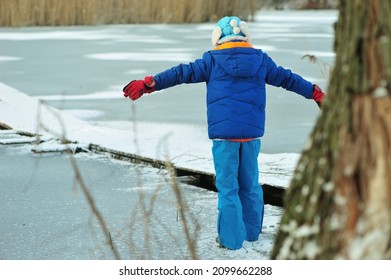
[123,76,156,101]
[312,84,325,108]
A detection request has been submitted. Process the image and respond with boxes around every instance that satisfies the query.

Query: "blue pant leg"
[238,139,264,242]
[212,140,246,250]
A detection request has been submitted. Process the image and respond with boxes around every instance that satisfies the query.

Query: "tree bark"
[271,0,391,259]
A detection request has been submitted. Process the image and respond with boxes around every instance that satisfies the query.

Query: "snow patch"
[36,90,122,101]
[126,69,148,75]
[323,182,334,192]
[61,109,105,120]
[85,52,194,62]
[0,56,22,62]
[0,30,177,44]
[373,87,388,98]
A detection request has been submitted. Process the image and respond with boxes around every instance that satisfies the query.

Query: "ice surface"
[0,9,338,260]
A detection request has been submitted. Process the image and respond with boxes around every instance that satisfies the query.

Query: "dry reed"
[0,0,262,27]
[33,100,201,259]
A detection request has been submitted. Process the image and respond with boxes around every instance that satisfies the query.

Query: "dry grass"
[33,100,201,259]
[0,0,262,26]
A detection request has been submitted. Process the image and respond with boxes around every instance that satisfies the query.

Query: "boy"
[123,16,325,250]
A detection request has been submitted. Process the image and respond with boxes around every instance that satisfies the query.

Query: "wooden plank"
[89,144,167,169]
[31,143,89,154]
[0,122,12,130]
[0,129,18,135]
[88,143,285,207]
[0,137,37,145]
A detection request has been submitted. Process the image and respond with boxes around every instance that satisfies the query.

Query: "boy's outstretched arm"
[123,58,209,101]
[265,55,326,107]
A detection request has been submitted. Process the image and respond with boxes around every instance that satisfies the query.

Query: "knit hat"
[211,16,250,47]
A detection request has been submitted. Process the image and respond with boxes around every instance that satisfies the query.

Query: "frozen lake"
[0,10,337,153]
[0,9,337,260]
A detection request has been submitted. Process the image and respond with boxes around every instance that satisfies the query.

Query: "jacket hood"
[210,46,263,78]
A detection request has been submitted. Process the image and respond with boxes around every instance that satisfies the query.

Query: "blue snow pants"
[212,139,264,250]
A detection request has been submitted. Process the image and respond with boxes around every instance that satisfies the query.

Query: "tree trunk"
[271,0,391,259]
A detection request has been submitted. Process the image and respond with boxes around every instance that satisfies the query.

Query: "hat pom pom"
[230,19,238,27]
[233,26,241,34]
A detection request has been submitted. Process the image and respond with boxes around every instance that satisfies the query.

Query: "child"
[123,16,325,250]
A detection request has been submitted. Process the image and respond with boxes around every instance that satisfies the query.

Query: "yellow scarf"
[213,41,253,50]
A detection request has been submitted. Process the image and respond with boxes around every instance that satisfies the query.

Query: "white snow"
[0,30,178,44]
[85,52,195,62]
[61,109,105,120]
[0,56,22,62]
[36,89,123,101]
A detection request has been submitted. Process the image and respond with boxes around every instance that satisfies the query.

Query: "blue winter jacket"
[154,43,314,139]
